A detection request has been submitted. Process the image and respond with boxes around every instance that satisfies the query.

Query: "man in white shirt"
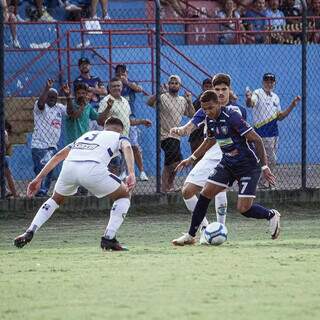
[31,79,66,197]
[14,117,135,251]
[99,77,131,176]
[245,73,301,188]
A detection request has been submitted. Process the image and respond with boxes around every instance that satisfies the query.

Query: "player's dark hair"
[200,90,219,103]
[109,77,122,84]
[115,64,127,73]
[212,73,231,87]
[74,82,88,92]
[104,117,124,129]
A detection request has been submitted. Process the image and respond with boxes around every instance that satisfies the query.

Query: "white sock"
[215,191,227,225]
[184,195,209,229]
[104,198,130,239]
[28,198,59,233]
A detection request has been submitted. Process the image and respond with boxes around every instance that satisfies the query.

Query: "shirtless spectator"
[2,0,20,48]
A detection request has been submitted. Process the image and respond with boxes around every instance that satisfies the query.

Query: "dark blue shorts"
[208,161,261,197]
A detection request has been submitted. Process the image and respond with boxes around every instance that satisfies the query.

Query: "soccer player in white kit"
[14,117,135,251]
[170,74,247,229]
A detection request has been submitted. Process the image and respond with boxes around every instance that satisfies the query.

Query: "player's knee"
[237,203,251,213]
[182,185,194,199]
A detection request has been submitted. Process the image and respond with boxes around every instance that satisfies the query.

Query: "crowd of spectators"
[2,1,320,46]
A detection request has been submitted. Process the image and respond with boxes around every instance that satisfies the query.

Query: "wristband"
[190,154,197,161]
[261,165,269,171]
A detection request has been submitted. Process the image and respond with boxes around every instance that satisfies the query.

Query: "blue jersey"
[206,107,259,167]
[121,84,136,118]
[73,75,103,107]
[191,103,247,128]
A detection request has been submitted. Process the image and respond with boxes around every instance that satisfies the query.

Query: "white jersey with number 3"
[66,130,124,166]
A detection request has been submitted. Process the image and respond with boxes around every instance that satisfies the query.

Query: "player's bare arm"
[120,139,136,191]
[277,95,301,121]
[244,130,276,185]
[175,138,216,172]
[170,120,196,136]
[27,146,71,198]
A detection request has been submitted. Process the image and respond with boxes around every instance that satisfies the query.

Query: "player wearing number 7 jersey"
[172,90,281,246]
[14,117,135,251]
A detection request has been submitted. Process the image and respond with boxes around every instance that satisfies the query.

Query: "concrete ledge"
[1,189,319,218]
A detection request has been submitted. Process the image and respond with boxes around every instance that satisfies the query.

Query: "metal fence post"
[301,0,307,189]
[155,0,161,193]
[0,4,5,199]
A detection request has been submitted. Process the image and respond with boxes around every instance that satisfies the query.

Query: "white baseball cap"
[168,75,181,84]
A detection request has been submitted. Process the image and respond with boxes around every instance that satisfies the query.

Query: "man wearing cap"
[147,75,195,192]
[74,57,107,109]
[115,64,152,181]
[246,73,301,188]
[31,79,67,197]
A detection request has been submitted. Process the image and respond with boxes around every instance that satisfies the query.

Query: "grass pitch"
[1,208,320,320]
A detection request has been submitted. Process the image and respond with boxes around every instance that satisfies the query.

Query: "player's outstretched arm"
[121,140,136,191]
[170,120,196,137]
[175,138,216,172]
[27,146,71,198]
[244,130,276,186]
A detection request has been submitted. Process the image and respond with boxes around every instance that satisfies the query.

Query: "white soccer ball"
[200,222,228,245]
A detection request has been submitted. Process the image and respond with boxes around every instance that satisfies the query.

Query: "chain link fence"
[1,1,319,198]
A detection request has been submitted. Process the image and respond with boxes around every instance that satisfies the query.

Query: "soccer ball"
[200,222,228,245]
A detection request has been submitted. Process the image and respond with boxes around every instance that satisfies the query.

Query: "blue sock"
[241,204,274,220]
[188,194,211,237]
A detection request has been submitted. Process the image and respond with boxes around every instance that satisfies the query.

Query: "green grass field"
[1,208,320,320]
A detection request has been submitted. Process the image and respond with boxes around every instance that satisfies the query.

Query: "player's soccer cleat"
[14,231,34,248]
[172,233,196,246]
[100,237,128,251]
[269,209,281,240]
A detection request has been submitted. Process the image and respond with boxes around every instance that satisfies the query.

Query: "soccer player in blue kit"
[172,90,281,245]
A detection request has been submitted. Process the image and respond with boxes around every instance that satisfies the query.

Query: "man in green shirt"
[62,82,109,144]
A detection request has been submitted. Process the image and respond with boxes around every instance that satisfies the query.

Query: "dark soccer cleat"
[14,231,34,248]
[100,237,128,251]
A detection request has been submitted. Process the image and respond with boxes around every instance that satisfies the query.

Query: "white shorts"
[185,152,221,188]
[54,161,121,198]
[129,126,141,148]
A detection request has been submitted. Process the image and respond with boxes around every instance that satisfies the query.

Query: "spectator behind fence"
[63,82,109,145]
[4,120,17,198]
[216,0,243,44]
[188,78,212,157]
[147,75,195,193]
[243,0,268,43]
[74,57,107,129]
[115,64,152,181]
[265,0,286,29]
[25,0,55,21]
[98,78,132,176]
[308,0,320,43]
[2,0,20,48]
[245,73,301,189]
[160,0,186,18]
[63,0,110,20]
[31,80,66,197]
[74,57,107,109]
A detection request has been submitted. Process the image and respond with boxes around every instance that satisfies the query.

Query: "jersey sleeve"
[229,111,253,136]
[191,108,206,127]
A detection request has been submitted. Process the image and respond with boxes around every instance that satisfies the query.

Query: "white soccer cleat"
[269,209,281,240]
[172,233,196,246]
[140,171,149,181]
